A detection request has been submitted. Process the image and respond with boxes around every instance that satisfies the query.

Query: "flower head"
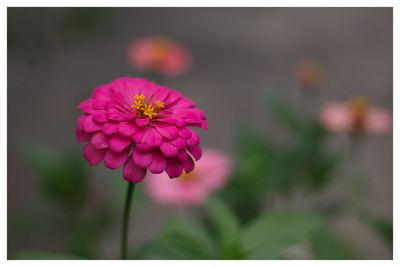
[76,77,207,183]
[127,36,192,76]
[146,148,232,207]
[295,60,323,89]
[320,96,391,134]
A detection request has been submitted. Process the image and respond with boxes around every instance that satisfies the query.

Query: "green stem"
[121,182,135,260]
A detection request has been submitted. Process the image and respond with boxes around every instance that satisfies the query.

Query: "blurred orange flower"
[127,36,192,77]
[320,96,391,134]
[295,60,323,89]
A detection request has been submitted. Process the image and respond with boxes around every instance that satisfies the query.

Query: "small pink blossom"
[320,97,391,134]
[145,148,232,207]
[76,77,207,183]
[127,36,192,76]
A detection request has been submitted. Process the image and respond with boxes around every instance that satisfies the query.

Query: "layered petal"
[123,156,147,183]
[132,148,153,168]
[165,158,183,178]
[83,143,105,165]
[104,148,130,169]
[109,135,132,153]
[149,150,167,174]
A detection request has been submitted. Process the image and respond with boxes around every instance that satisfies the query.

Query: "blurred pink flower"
[320,97,391,134]
[76,77,207,183]
[127,36,192,76]
[295,60,323,89]
[146,148,232,207]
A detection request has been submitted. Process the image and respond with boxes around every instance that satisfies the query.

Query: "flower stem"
[121,182,135,260]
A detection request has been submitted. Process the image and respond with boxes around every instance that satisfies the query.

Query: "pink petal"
[153,122,179,140]
[104,148,130,169]
[171,137,186,149]
[132,129,145,143]
[177,149,188,161]
[92,111,108,123]
[320,103,353,132]
[165,91,182,106]
[165,158,183,178]
[178,128,192,139]
[171,97,195,109]
[109,135,132,153]
[200,121,209,130]
[102,122,118,135]
[76,127,91,142]
[156,117,185,127]
[365,108,392,133]
[186,130,200,146]
[182,156,195,173]
[149,150,167,174]
[82,116,102,133]
[187,145,202,161]
[135,118,150,128]
[123,157,147,183]
[107,109,131,121]
[144,127,162,147]
[135,142,152,151]
[83,143,105,165]
[118,122,138,137]
[196,148,232,190]
[92,99,107,109]
[76,116,90,142]
[92,85,113,99]
[90,132,109,149]
[78,99,94,114]
[152,87,170,102]
[160,141,178,157]
[132,148,153,168]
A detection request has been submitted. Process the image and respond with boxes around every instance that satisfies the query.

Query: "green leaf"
[20,140,89,208]
[241,211,322,259]
[12,250,81,260]
[310,228,352,259]
[221,123,282,221]
[20,139,60,177]
[206,197,243,258]
[360,214,393,248]
[267,93,305,132]
[140,217,218,259]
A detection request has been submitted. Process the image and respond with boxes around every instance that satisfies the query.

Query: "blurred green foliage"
[359,213,393,249]
[22,140,88,210]
[221,93,339,223]
[309,228,352,259]
[240,211,322,259]
[15,139,115,259]
[13,251,81,260]
[139,198,324,259]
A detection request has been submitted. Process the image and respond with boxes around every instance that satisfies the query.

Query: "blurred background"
[8,7,392,259]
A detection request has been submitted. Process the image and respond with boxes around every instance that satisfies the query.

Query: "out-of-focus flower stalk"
[121,182,135,259]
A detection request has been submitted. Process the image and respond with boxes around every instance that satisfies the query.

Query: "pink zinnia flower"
[76,77,207,183]
[320,97,391,134]
[145,148,232,207]
[127,36,192,76]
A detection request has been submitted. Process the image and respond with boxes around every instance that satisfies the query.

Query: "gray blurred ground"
[8,8,392,259]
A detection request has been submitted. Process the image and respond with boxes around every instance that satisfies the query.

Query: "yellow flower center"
[130,94,165,120]
[179,170,197,182]
[152,38,173,66]
[349,96,369,129]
